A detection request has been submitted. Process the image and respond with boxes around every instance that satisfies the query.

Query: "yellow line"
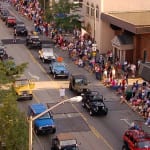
[71,103,114,150]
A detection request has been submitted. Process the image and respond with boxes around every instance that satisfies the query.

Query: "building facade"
[82,0,150,64]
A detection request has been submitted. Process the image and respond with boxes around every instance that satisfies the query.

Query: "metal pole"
[29,116,33,150]
[44,0,45,13]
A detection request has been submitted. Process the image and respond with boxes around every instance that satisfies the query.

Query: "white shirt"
[59,88,65,97]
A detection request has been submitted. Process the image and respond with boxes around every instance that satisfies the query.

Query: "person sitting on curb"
[145,112,150,127]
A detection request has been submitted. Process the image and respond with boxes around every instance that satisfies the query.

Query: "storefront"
[101,11,150,64]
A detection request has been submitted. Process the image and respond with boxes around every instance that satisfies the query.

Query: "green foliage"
[0,60,28,83]
[0,91,28,150]
[44,0,82,31]
[0,60,28,149]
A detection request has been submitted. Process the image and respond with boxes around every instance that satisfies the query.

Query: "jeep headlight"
[55,70,60,74]
[94,107,98,111]
[38,126,43,130]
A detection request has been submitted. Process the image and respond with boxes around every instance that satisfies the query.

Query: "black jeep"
[0,47,8,61]
[81,90,108,116]
[15,22,28,36]
[26,34,42,49]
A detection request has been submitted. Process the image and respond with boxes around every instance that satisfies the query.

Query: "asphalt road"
[0,2,149,150]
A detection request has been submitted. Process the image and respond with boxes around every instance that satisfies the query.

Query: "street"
[0,2,149,150]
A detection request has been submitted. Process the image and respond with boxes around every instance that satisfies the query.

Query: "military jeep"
[51,133,79,150]
[13,78,35,101]
[69,74,89,94]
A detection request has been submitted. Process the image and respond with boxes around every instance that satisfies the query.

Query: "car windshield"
[137,141,150,148]
[61,145,78,150]
[39,113,51,119]
[32,38,40,41]
[75,78,87,85]
[0,49,4,54]
[15,79,28,86]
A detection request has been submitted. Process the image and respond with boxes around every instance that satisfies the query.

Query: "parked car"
[69,74,89,94]
[49,61,69,79]
[122,125,150,150]
[14,21,28,36]
[28,103,56,135]
[81,90,108,116]
[0,46,8,61]
[51,133,79,150]
[5,16,16,27]
[26,34,42,49]
[38,44,56,63]
[13,78,35,101]
[0,9,9,21]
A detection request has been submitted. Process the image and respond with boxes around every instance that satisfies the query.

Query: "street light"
[28,96,82,150]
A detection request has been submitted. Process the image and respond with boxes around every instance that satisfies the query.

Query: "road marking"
[120,118,131,126]
[26,49,51,80]
[33,93,40,103]
[71,103,114,150]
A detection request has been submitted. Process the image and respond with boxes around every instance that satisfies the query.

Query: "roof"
[101,11,150,34]
[30,103,47,114]
[72,74,87,79]
[57,133,76,141]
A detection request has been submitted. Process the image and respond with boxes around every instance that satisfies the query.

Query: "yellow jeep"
[13,78,35,101]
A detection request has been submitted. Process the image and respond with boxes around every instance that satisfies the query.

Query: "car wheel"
[69,83,72,90]
[42,58,45,63]
[82,103,85,108]
[52,128,56,134]
[49,68,52,74]
[89,110,93,116]
[30,95,33,100]
[104,108,108,115]
[53,74,56,79]
[35,128,39,135]
[122,145,128,150]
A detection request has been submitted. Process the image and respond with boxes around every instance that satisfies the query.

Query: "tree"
[0,59,28,149]
[44,0,82,32]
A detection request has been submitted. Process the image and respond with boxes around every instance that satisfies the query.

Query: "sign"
[92,43,97,51]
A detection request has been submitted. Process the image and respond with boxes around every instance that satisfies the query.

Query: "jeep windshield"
[15,79,28,86]
[0,48,4,55]
[137,140,150,148]
[61,145,78,150]
[39,113,51,119]
[75,78,87,85]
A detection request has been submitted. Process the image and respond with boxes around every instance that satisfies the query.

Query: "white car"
[39,46,56,63]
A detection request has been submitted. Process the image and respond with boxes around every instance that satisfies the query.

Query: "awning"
[111,34,133,50]
[101,11,150,34]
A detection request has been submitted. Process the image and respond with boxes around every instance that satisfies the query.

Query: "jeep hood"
[35,118,55,127]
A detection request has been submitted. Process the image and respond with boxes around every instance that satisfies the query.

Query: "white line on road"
[120,118,131,126]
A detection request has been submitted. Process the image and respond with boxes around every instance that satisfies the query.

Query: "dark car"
[81,90,108,116]
[15,22,28,36]
[0,46,8,61]
[0,9,9,21]
[26,34,42,49]
[122,126,150,150]
[69,74,89,94]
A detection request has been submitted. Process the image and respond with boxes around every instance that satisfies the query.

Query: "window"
[86,2,89,15]
[96,5,99,19]
[91,4,94,16]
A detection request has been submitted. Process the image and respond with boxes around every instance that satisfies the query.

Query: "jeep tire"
[69,83,73,90]
[52,128,56,134]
